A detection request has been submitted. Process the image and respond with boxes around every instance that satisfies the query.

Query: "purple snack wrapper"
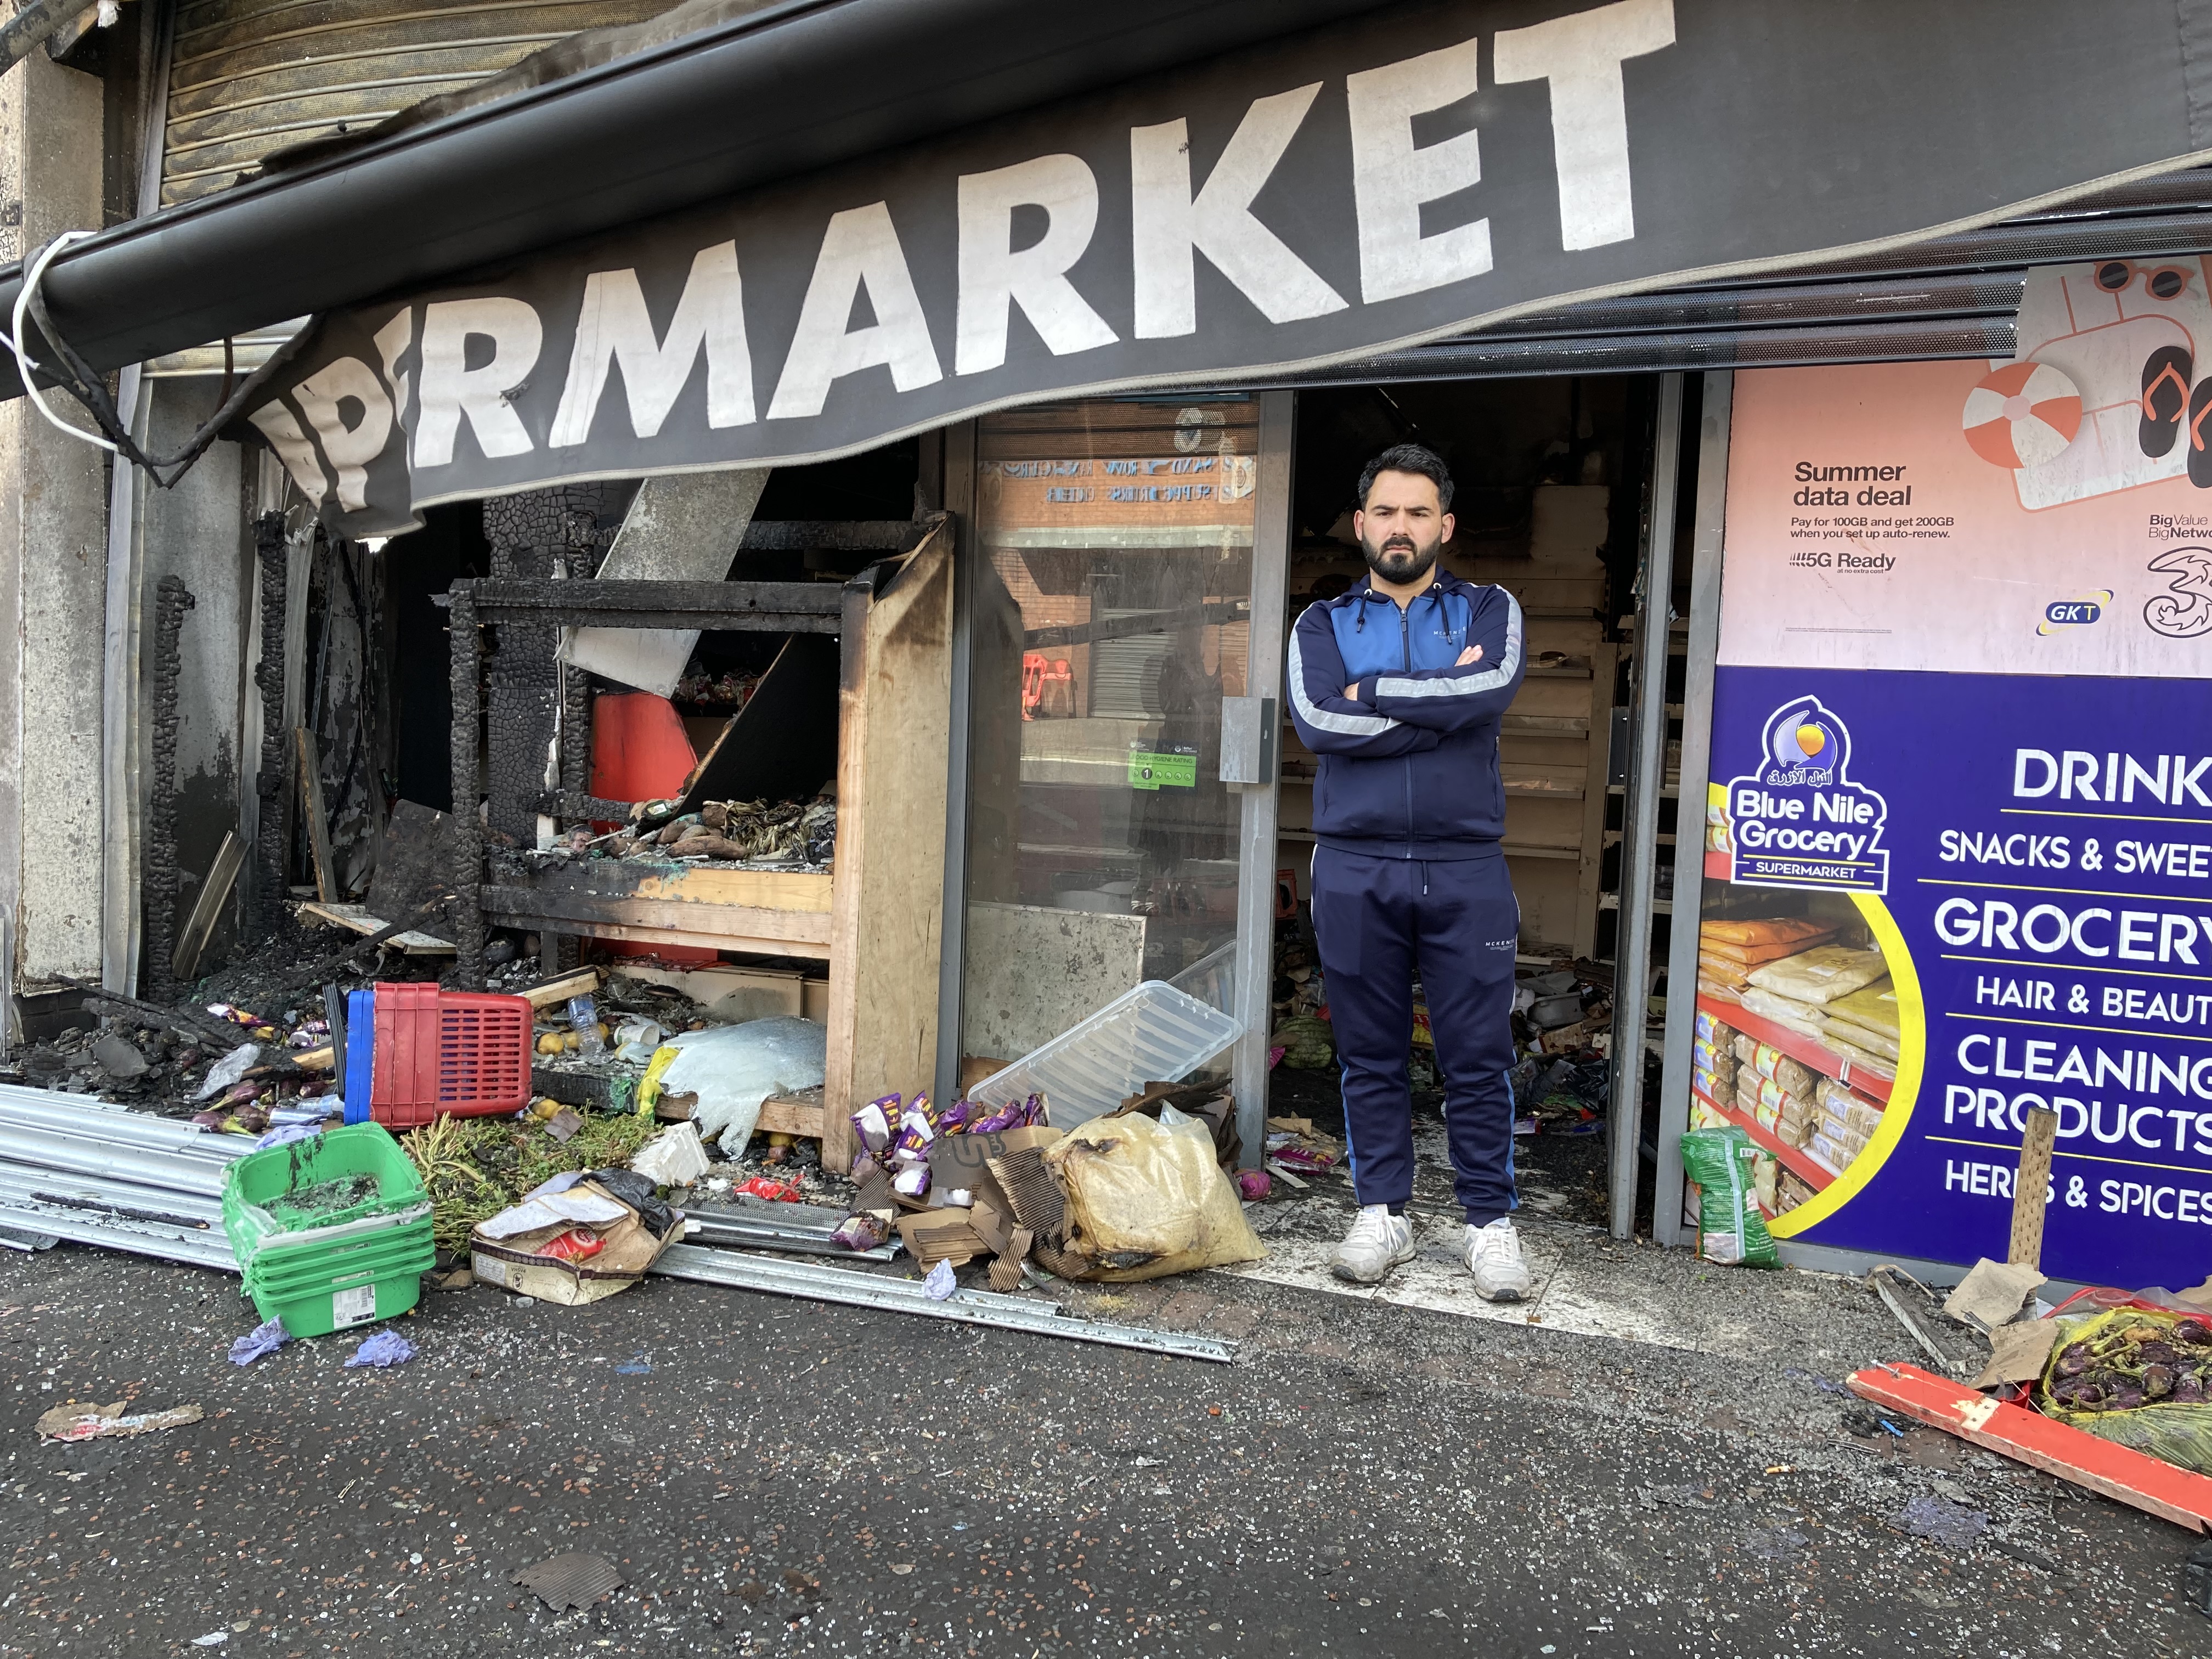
[892,1107,936,1160]
[851,1096,896,1156]
[891,1165,932,1200]
[966,1103,1020,1135]
[830,1212,893,1251]
[936,1098,974,1134]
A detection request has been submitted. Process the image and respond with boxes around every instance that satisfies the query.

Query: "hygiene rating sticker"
[1128,745,1199,791]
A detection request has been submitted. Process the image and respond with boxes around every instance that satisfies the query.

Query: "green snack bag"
[1680,1125,1778,1267]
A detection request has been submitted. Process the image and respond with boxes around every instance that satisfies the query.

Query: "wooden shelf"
[1695,992,1892,1104]
[1693,1085,1838,1192]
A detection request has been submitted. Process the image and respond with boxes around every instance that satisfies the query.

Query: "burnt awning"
[14,0,2212,535]
[0,0,1393,399]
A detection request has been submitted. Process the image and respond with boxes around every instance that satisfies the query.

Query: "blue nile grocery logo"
[1722,696,1891,894]
[2038,590,2111,635]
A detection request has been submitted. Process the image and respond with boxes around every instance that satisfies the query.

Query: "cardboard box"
[926,1124,1062,1216]
[470,1180,679,1306]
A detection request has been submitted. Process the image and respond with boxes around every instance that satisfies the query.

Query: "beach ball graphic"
[1962,359,2083,469]
[1773,719,1834,769]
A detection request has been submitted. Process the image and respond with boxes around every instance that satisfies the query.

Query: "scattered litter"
[1235,1170,1271,1201]
[1869,1264,1977,1375]
[732,1176,802,1203]
[1045,1110,1265,1281]
[630,1120,710,1187]
[189,1633,229,1648]
[510,1550,626,1611]
[344,1331,419,1368]
[616,1352,653,1375]
[1745,1527,1810,1559]
[923,1259,957,1301]
[191,1043,261,1102]
[1972,1318,2062,1390]
[227,1318,290,1366]
[1895,1493,1989,1548]
[36,1400,204,1441]
[1943,1257,2045,1333]
[655,1017,826,1146]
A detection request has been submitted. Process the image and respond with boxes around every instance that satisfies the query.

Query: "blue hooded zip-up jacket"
[1286,571,1525,858]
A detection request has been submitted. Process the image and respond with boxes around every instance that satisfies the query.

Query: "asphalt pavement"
[1,1227,2203,1659]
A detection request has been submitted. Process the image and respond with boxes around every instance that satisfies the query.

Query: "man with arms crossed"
[1287,444,1530,1297]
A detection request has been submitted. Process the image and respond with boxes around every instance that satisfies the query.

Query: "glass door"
[958,398,1268,1092]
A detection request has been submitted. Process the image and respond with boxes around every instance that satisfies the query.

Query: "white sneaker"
[1463,1217,1532,1302]
[1332,1204,1416,1284]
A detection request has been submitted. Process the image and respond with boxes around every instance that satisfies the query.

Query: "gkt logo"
[2037,589,2112,634]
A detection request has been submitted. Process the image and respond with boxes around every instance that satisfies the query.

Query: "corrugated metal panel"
[162,0,678,205]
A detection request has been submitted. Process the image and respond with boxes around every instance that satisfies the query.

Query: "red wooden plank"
[1848,1362,2212,1532]
[1696,992,1893,1104]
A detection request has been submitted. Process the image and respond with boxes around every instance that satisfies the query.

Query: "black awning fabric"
[0,0,1389,400]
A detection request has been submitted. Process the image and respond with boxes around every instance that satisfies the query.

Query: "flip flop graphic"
[2141,346,2192,458]
[2188,374,2212,488]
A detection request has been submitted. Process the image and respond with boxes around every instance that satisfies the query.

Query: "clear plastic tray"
[965,981,1242,1128]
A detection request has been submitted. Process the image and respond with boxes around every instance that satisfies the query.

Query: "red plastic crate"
[367,983,533,1128]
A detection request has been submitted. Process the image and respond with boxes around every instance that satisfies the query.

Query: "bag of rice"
[1680,1126,1778,1266]
[1745,946,1888,1005]
[1740,985,1827,1037]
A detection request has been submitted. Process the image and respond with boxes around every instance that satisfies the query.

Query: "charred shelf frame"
[446,516,957,1170]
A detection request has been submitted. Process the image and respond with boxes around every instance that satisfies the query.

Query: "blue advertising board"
[1703,666,2212,1288]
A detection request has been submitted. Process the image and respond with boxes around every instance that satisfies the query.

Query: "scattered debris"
[344,1331,419,1368]
[1943,1256,2045,1333]
[1849,1362,2212,1531]
[510,1550,626,1612]
[37,1399,205,1441]
[227,1318,291,1366]
[1895,1493,1989,1548]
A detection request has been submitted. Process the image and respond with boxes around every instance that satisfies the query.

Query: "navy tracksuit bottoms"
[1310,845,1519,1224]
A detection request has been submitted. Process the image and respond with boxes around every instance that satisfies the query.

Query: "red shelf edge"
[1691,1084,1837,1193]
[1694,992,1892,1105]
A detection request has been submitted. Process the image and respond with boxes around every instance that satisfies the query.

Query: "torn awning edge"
[0,0,1393,399]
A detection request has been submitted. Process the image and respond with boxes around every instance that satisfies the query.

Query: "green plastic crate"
[222,1122,427,1265]
[245,1224,435,1297]
[223,1123,434,1336]
[245,1256,427,1338]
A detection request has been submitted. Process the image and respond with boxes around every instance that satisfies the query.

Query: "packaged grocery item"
[1700,932,1839,968]
[1697,976,1745,1006]
[1739,985,1826,1037]
[1826,978,1901,1041]
[1821,1010,1901,1059]
[1745,946,1888,1005]
[1733,1033,1758,1065]
[1697,950,1753,988]
[1680,1126,1778,1267]
[1752,1150,1779,1212]
[1700,917,1835,950]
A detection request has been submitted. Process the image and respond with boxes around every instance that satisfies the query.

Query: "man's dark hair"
[1357,443,1454,512]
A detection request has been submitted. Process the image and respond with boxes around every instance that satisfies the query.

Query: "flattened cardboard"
[897,1209,985,1269]
[471,1179,678,1306]
[928,1125,1062,1218]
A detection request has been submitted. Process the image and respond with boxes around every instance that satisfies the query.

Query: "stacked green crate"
[222,1124,435,1336]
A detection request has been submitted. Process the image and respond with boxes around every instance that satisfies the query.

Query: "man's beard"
[1362,530,1440,585]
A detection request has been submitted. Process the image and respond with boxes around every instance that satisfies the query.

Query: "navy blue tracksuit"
[1287,573,1526,1223]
